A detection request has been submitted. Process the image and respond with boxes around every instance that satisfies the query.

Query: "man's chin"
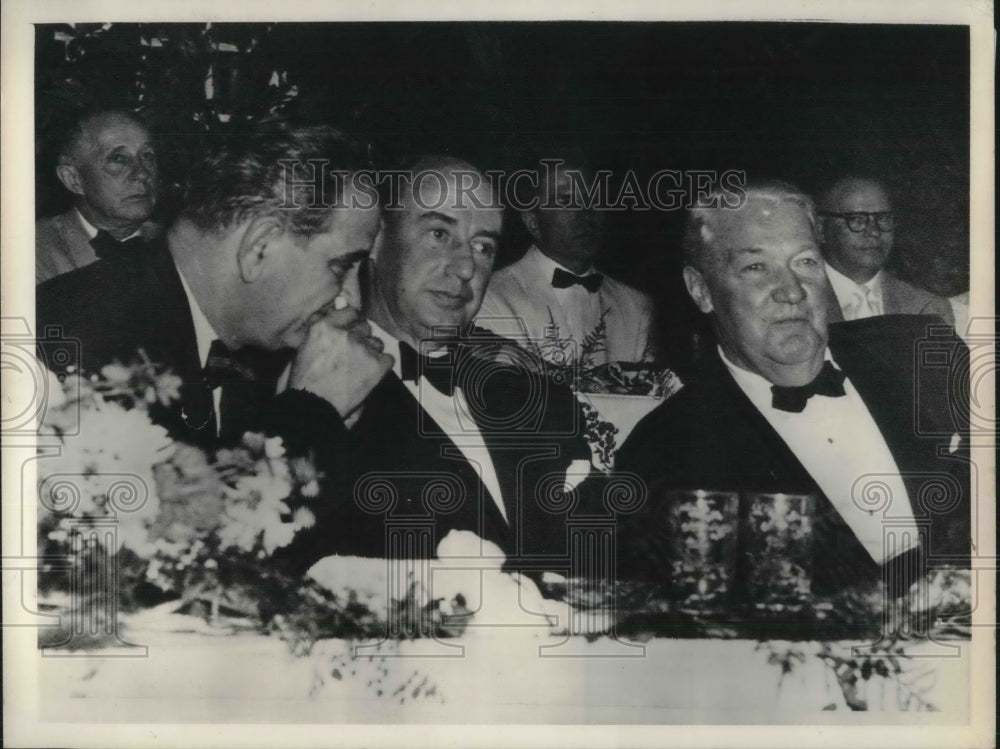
[422,305,474,332]
[113,207,154,223]
[770,341,824,366]
[767,326,824,357]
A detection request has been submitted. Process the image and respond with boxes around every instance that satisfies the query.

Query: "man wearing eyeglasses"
[816,176,953,325]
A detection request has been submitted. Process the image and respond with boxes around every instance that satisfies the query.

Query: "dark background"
[35,22,970,363]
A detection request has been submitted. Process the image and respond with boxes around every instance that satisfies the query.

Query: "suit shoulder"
[829,314,954,352]
[37,262,108,305]
[884,273,954,320]
[35,214,61,237]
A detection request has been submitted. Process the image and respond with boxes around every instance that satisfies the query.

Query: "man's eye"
[472,240,496,257]
[796,256,820,267]
[139,151,157,167]
[429,228,448,242]
[741,263,764,273]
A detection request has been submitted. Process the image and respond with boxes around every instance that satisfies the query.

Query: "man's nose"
[863,216,882,238]
[772,266,807,304]
[128,157,154,182]
[338,263,363,308]
[447,243,476,280]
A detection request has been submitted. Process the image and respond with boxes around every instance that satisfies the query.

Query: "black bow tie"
[91,230,146,262]
[551,267,603,293]
[770,361,847,413]
[398,341,459,396]
[202,339,258,388]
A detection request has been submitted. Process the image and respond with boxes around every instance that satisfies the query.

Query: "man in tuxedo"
[282,155,601,572]
[36,121,392,452]
[36,109,161,283]
[476,152,657,366]
[616,181,969,595]
[817,175,954,326]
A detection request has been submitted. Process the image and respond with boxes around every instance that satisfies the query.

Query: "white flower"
[307,555,396,614]
[292,506,315,531]
[263,436,285,460]
[261,516,296,554]
[235,473,292,508]
[99,362,132,385]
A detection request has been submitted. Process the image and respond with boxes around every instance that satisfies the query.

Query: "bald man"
[36,109,160,283]
[816,176,953,325]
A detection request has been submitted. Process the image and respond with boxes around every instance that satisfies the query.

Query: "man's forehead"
[824,179,890,211]
[80,115,152,151]
[403,169,500,225]
[706,197,816,257]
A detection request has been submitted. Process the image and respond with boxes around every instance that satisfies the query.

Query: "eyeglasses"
[819,211,895,233]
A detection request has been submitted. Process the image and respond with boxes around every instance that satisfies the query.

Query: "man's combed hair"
[180,119,371,238]
[682,179,819,271]
[55,108,150,164]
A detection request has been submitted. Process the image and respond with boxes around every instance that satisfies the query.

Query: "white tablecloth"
[38,611,969,724]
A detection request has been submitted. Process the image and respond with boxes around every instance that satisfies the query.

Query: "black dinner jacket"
[615,315,971,594]
[278,330,599,574]
[35,240,296,450]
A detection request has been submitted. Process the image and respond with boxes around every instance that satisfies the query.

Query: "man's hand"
[288,307,393,418]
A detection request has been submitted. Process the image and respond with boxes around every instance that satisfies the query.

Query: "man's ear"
[683,265,714,314]
[521,210,542,244]
[236,215,284,283]
[55,160,85,197]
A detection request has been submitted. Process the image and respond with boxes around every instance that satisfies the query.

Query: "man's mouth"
[302,297,342,328]
[429,290,471,309]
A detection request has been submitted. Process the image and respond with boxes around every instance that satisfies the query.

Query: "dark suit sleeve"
[265,388,350,460]
[264,388,370,576]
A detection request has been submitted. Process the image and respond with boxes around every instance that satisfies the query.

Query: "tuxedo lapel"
[829,326,939,507]
[132,242,204,380]
[132,246,225,446]
[701,352,818,489]
[353,373,511,548]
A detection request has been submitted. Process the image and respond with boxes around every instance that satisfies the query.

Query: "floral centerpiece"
[33,357,602,701]
[520,310,683,470]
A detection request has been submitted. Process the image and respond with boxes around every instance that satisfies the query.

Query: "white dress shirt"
[176,268,223,434]
[477,245,656,366]
[825,264,884,320]
[530,249,605,350]
[367,320,508,523]
[721,349,919,564]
